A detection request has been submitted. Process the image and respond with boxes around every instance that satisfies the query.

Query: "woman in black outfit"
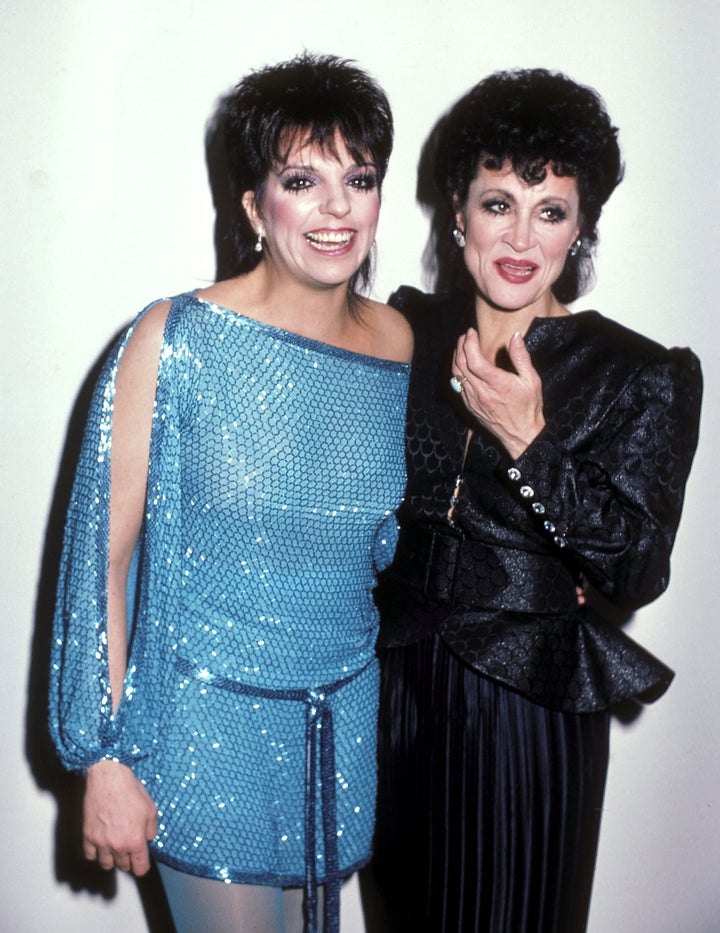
[372,69,702,933]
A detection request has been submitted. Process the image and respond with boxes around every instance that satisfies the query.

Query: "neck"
[474,292,568,359]
[232,263,358,341]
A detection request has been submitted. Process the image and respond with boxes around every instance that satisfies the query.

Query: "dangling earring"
[568,238,582,258]
[254,229,264,253]
[452,227,466,248]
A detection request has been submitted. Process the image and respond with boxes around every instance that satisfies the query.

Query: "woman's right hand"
[452,329,545,460]
[83,759,158,876]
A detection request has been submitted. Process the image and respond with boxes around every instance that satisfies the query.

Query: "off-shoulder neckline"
[184,292,410,372]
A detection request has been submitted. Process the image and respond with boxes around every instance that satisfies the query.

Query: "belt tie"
[176,657,369,933]
[304,686,339,933]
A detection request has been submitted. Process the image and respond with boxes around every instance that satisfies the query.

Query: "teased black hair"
[433,68,623,303]
[223,52,393,297]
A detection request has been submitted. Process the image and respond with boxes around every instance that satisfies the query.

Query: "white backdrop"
[3,1,718,930]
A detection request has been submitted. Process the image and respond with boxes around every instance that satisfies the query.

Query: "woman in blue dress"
[49,53,411,933]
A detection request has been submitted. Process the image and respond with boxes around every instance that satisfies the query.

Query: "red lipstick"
[495,257,539,284]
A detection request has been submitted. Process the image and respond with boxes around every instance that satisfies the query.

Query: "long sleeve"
[50,326,134,771]
[49,297,184,772]
[379,288,702,711]
[508,346,702,610]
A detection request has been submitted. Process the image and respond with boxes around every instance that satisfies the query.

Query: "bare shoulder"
[361,298,414,364]
[131,299,172,340]
[119,299,172,379]
[196,277,256,315]
[195,280,236,308]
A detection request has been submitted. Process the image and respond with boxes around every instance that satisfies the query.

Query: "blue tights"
[157,863,324,933]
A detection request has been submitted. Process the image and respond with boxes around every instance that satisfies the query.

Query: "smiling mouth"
[305,230,355,251]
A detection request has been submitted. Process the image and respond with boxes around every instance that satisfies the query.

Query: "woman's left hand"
[453,328,545,460]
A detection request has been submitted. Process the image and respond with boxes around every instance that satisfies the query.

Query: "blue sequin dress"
[50,291,409,891]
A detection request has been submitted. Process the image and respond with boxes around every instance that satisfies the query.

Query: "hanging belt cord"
[175,657,368,933]
[304,689,340,933]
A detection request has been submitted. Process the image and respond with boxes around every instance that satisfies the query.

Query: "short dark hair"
[434,68,623,303]
[223,52,393,295]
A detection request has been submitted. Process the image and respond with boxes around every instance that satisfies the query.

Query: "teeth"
[306,231,353,244]
[502,263,534,274]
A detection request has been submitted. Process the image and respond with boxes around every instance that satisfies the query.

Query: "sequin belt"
[175,656,371,933]
[392,519,579,614]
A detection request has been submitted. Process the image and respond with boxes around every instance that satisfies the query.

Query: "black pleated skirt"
[372,634,610,933]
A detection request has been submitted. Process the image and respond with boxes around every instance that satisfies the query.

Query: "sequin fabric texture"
[376,287,702,712]
[50,291,409,884]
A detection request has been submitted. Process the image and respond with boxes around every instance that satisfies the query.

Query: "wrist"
[505,419,545,460]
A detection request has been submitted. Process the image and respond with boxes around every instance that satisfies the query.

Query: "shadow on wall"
[24,332,176,933]
[22,88,240,933]
[205,90,241,284]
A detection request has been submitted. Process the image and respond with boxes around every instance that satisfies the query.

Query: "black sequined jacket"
[376,287,703,712]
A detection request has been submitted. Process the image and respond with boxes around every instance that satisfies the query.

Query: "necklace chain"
[447,429,473,527]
